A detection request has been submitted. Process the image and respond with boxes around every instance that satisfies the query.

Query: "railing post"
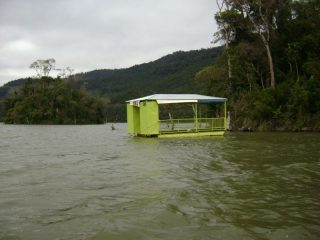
[195,103,198,132]
[224,102,227,130]
[199,105,202,129]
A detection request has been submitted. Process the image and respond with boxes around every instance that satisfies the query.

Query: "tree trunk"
[227,51,232,79]
[295,60,300,82]
[225,39,232,79]
[264,43,275,88]
[216,0,232,80]
[260,74,265,89]
[244,0,276,88]
[249,19,275,88]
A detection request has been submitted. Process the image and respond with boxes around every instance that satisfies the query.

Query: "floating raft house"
[126,94,227,138]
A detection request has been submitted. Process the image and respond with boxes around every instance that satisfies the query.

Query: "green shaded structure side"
[126,104,140,134]
[139,101,159,135]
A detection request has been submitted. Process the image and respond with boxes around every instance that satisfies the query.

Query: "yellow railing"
[159,117,225,133]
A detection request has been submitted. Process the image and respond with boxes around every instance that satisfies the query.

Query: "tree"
[235,0,277,88]
[56,67,74,79]
[214,0,234,80]
[2,77,106,124]
[198,0,320,130]
[30,58,56,77]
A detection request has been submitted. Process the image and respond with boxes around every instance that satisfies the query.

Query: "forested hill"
[0,47,222,121]
[74,47,222,102]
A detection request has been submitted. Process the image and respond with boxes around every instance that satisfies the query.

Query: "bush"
[3,77,106,124]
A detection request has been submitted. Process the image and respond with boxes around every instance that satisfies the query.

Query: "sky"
[0,0,218,86]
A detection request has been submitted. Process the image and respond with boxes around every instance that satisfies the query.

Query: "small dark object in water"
[301,127,312,132]
[276,127,287,132]
[239,126,253,132]
[111,124,115,130]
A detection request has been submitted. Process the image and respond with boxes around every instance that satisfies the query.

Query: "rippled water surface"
[0,123,319,240]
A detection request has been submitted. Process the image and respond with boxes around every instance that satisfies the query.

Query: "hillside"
[74,47,222,101]
[0,47,222,122]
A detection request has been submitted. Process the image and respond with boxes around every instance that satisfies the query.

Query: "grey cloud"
[0,0,218,85]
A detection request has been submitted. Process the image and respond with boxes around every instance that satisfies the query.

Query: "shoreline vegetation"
[0,0,319,131]
[1,77,106,124]
[197,0,320,132]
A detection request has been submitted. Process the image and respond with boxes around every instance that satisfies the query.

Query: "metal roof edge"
[126,94,227,103]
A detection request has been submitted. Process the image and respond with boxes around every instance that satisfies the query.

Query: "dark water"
[0,123,319,240]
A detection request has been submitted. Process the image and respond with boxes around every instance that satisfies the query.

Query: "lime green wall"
[139,101,159,135]
[127,101,159,135]
[127,104,140,134]
[133,106,140,134]
[127,104,134,133]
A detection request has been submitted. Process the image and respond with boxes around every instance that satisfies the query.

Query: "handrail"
[159,117,225,133]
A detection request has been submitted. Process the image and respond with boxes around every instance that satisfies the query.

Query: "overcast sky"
[0,0,218,86]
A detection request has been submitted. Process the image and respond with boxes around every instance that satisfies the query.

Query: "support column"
[224,102,227,130]
[195,103,198,132]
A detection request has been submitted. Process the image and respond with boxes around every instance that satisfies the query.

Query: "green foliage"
[74,48,222,101]
[197,0,320,131]
[248,79,319,130]
[1,0,319,132]
[2,77,106,124]
[73,48,222,121]
[196,65,228,96]
[0,48,222,123]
